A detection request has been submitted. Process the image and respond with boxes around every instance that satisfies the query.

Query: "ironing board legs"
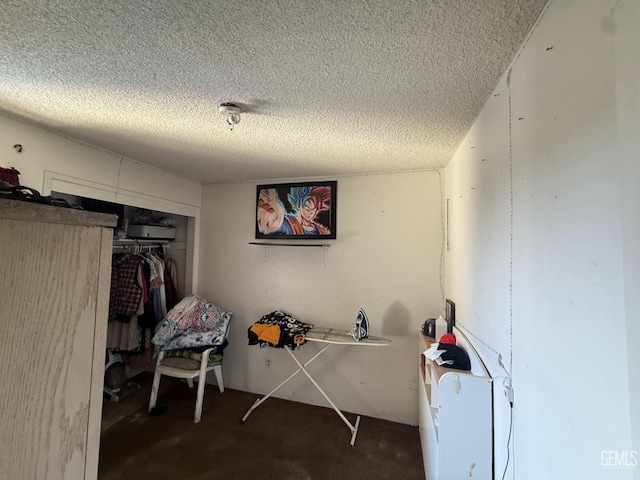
[241,343,331,423]
[241,344,362,446]
[285,346,361,446]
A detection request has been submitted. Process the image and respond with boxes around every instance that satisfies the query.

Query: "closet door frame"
[43,172,201,295]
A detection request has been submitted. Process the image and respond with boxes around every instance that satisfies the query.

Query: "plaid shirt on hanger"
[109,254,143,322]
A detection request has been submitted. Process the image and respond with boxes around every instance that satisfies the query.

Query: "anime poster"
[255,181,337,240]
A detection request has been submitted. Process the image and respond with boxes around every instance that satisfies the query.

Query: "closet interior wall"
[121,205,188,300]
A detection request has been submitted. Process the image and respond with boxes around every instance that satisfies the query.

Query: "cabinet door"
[0,218,110,479]
[438,373,492,480]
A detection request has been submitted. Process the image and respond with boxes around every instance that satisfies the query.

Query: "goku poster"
[255,180,337,240]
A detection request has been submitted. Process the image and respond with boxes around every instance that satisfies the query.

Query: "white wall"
[616,0,640,469]
[0,115,201,212]
[445,66,515,477]
[445,0,638,479]
[0,115,202,292]
[198,171,443,425]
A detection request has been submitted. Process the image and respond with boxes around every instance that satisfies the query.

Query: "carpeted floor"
[98,376,425,480]
[101,372,181,432]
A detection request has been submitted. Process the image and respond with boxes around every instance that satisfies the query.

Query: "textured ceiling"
[0,0,547,184]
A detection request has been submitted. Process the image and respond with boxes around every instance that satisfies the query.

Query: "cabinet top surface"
[0,198,118,228]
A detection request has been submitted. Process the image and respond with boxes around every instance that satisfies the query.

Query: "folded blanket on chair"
[152,294,230,349]
[161,339,228,368]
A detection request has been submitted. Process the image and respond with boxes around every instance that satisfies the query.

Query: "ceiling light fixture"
[219,102,241,130]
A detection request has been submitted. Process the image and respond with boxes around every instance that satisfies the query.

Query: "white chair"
[148,347,225,423]
[148,309,232,423]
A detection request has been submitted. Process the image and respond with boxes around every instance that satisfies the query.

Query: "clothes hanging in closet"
[107,249,179,370]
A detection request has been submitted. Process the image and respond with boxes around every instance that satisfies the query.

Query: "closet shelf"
[113,238,171,245]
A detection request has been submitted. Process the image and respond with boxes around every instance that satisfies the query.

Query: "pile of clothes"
[248,311,313,349]
[423,333,471,371]
[0,167,81,209]
[152,294,232,363]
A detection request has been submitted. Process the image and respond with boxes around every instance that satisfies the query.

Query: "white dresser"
[418,326,493,479]
[0,198,116,479]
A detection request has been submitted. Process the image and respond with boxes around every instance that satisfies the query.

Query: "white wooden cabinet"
[0,198,116,479]
[418,327,493,480]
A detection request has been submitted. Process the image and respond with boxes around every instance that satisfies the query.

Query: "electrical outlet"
[265,357,272,368]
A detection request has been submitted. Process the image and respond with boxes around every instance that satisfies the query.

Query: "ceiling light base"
[219,103,241,130]
[218,103,240,116]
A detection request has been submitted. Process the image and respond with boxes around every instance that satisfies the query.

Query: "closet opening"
[52,193,191,432]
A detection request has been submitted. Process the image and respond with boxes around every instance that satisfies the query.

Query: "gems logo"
[601,450,638,469]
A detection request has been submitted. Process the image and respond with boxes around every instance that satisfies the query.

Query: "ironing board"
[241,327,391,446]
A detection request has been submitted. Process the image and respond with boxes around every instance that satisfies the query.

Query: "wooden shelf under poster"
[249,241,330,248]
